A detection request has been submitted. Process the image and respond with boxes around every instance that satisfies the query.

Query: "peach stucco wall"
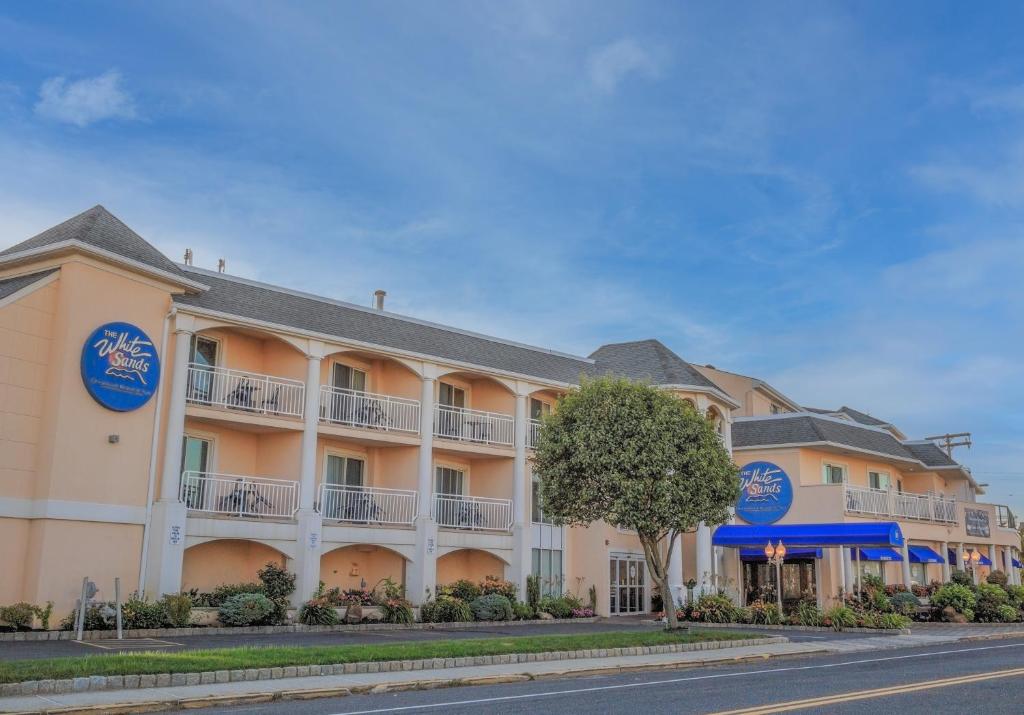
[436,549,506,585]
[181,539,287,591]
[320,545,406,592]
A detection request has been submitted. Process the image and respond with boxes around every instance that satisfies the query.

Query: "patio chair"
[261,386,281,415]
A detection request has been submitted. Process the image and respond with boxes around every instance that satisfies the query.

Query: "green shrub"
[986,570,1009,587]
[974,583,1009,622]
[931,584,977,617]
[795,600,823,627]
[0,603,36,630]
[160,594,193,628]
[1004,585,1024,608]
[875,612,910,629]
[825,605,856,631]
[218,593,275,626]
[206,583,264,607]
[588,585,598,611]
[479,576,517,600]
[860,574,884,592]
[380,599,414,624]
[734,607,753,624]
[997,604,1019,623]
[257,563,296,601]
[440,579,481,602]
[691,594,737,624]
[526,575,540,610]
[121,594,167,629]
[33,602,53,630]
[420,596,473,623]
[748,600,781,625]
[470,594,513,621]
[538,596,573,619]
[512,602,534,620]
[889,591,920,617]
[949,570,973,587]
[298,584,340,626]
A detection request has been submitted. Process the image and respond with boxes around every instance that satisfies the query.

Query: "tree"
[532,376,739,629]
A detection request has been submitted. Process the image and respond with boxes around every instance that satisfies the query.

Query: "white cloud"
[35,70,136,126]
[586,37,664,94]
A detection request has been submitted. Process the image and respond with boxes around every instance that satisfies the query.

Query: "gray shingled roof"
[587,339,721,389]
[174,267,593,384]
[838,406,891,428]
[733,415,916,462]
[0,269,56,301]
[0,205,188,280]
[903,441,959,468]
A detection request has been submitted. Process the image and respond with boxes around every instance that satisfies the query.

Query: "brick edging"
[0,636,784,697]
[0,616,598,642]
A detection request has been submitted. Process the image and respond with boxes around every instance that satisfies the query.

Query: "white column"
[667,533,683,611]
[292,351,324,606]
[941,541,951,582]
[145,325,193,597]
[900,541,912,588]
[836,547,846,597]
[408,374,437,604]
[955,544,965,572]
[510,392,531,598]
[842,547,853,596]
[696,522,713,594]
[1004,548,1014,583]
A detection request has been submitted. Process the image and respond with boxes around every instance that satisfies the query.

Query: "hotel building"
[0,206,1019,617]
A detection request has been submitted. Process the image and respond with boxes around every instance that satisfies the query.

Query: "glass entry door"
[179,436,211,509]
[609,555,646,615]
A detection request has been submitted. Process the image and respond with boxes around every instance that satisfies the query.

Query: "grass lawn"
[0,629,761,683]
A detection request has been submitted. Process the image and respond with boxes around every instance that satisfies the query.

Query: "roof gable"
[587,339,720,389]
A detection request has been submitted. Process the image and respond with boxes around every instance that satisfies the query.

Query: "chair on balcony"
[260,386,281,415]
[218,480,272,516]
[226,378,261,411]
[341,491,384,523]
[455,500,484,529]
[359,401,388,430]
[465,420,490,443]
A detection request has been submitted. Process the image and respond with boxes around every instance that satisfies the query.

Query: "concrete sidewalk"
[0,640,825,714]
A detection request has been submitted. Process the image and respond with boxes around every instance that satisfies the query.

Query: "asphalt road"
[0,621,871,661]
[175,637,1024,714]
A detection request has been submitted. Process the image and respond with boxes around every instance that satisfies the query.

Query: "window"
[868,471,891,491]
[910,562,926,585]
[857,560,884,583]
[189,336,218,367]
[332,363,366,392]
[438,382,465,408]
[179,435,211,510]
[532,477,554,524]
[435,466,465,496]
[325,454,364,487]
[180,436,211,475]
[186,337,219,403]
[770,403,781,415]
[822,463,847,485]
[532,548,563,597]
[529,398,551,420]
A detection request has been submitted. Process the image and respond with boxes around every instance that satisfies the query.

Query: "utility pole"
[925,432,972,457]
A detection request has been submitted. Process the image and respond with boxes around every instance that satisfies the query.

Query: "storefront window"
[910,562,926,585]
[532,548,563,597]
[857,560,884,583]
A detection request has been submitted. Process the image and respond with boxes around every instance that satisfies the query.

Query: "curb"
[0,637,783,699]
[669,620,909,635]
[2,641,814,715]
[0,617,599,642]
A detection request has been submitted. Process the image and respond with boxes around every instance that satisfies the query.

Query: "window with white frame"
[532,548,563,597]
[332,363,366,392]
[868,470,891,491]
[438,382,466,408]
[325,454,364,487]
[910,562,926,585]
[530,398,551,420]
[822,462,847,485]
[532,476,554,524]
[435,466,465,496]
[857,560,884,583]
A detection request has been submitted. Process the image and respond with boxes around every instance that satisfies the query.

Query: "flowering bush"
[690,594,737,624]
[438,579,482,602]
[571,607,595,618]
[747,599,781,625]
[931,583,976,617]
[824,605,856,631]
[421,595,473,623]
[480,576,518,600]
[298,584,340,626]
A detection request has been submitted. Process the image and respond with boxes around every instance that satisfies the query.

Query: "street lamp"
[964,548,982,584]
[764,540,786,612]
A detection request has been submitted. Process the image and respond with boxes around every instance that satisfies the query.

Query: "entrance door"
[179,436,211,510]
[742,559,817,607]
[609,555,646,615]
[186,336,218,403]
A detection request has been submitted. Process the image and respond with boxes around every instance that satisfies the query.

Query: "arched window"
[705,406,724,436]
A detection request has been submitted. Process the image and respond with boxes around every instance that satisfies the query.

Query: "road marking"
[707,666,1024,714]
[74,638,182,650]
[327,641,1024,714]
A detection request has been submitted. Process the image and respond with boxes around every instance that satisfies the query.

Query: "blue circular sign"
[80,322,161,411]
[736,461,793,525]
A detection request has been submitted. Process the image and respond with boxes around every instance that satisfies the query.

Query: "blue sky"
[1,2,1023,513]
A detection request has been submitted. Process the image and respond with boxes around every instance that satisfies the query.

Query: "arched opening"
[436,548,508,586]
[320,544,408,593]
[705,406,725,437]
[181,539,287,591]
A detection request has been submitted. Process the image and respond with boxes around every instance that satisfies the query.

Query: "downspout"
[138,306,176,595]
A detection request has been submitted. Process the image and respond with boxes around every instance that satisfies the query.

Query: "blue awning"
[948,549,958,566]
[740,547,822,561]
[712,522,903,548]
[978,553,993,566]
[851,547,902,562]
[948,549,994,567]
[908,545,944,564]
[1014,559,1023,569]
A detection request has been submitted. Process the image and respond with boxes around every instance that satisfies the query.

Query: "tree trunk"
[640,535,679,630]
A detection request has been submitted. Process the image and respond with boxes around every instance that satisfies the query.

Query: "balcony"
[527,419,541,449]
[997,505,1018,530]
[433,405,514,447]
[432,494,513,531]
[317,483,418,526]
[844,484,957,525]
[180,471,299,519]
[185,364,305,419]
[319,385,420,434]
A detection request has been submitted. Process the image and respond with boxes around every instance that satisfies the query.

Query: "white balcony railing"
[432,494,513,531]
[319,386,421,434]
[844,484,957,525]
[527,419,542,449]
[185,364,305,419]
[317,483,418,526]
[433,405,514,447]
[180,471,299,519]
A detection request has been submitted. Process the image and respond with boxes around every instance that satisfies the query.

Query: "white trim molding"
[0,498,146,524]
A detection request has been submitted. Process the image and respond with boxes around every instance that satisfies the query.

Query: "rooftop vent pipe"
[374,289,386,310]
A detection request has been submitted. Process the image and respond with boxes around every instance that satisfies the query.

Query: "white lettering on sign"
[169,524,182,545]
[740,465,784,502]
[93,329,155,385]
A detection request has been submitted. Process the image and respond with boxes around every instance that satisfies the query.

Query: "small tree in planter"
[533,376,739,630]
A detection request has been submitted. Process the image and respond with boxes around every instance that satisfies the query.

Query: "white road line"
[328,641,1024,715]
